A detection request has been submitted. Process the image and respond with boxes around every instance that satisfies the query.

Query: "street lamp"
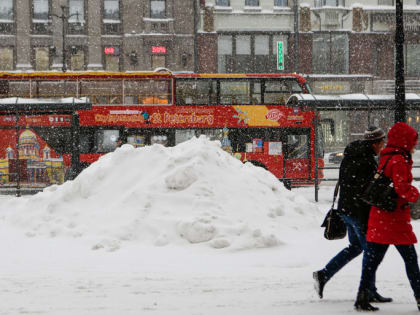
[294,0,299,73]
[395,0,406,123]
[50,6,81,72]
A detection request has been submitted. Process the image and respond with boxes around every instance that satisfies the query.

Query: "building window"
[218,34,288,73]
[312,33,349,74]
[33,0,49,20]
[103,0,121,34]
[0,47,13,70]
[70,46,85,71]
[218,36,233,73]
[0,0,14,34]
[255,35,269,73]
[418,0,420,5]
[406,44,420,77]
[315,0,345,7]
[152,55,166,69]
[216,0,230,5]
[0,0,13,20]
[151,0,166,18]
[274,0,288,6]
[378,0,394,5]
[236,35,252,72]
[104,46,120,71]
[32,0,51,34]
[104,0,119,20]
[68,0,85,33]
[245,0,259,6]
[34,47,50,71]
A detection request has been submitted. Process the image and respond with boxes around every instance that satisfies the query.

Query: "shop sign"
[152,46,166,54]
[312,81,351,95]
[104,47,120,55]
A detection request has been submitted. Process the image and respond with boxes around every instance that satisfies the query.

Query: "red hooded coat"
[366,122,419,245]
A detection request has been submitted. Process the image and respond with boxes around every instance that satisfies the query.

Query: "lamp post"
[294,0,299,73]
[50,6,80,73]
[395,0,406,123]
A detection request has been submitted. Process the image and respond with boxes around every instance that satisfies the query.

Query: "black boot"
[369,291,393,303]
[313,270,327,299]
[355,290,379,312]
[416,298,420,311]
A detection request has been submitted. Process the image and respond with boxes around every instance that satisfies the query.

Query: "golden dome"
[19,130,37,144]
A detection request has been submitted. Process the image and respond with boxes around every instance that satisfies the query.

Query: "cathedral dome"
[19,130,37,145]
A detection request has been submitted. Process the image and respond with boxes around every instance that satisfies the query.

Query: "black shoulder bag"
[321,182,347,240]
[361,156,398,212]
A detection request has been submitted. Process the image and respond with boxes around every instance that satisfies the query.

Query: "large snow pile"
[0,136,319,251]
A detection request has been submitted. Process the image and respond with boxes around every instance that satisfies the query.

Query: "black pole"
[395,0,405,123]
[193,0,198,73]
[15,110,20,197]
[294,0,299,73]
[61,6,67,73]
[69,110,80,180]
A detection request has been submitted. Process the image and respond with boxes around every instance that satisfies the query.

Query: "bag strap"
[331,181,339,208]
[377,156,394,174]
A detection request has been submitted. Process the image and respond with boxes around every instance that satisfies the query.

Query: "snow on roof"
[289,93,420,102]
[0,97,90,105]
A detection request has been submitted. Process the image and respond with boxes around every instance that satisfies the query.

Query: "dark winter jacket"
[337,140,378,228]
[367,122,419,245]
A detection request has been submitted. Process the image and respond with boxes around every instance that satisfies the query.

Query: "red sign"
[104,47,119,55]
[152,46,166,54]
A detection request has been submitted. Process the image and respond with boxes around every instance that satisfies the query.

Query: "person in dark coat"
[313,126,392,303]
[355,122,420,312]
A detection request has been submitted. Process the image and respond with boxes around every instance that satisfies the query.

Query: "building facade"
[198,0,420,149]
[0,0,197,72]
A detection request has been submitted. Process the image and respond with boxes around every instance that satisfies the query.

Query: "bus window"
[287,134,309,159]
[175,129,196,145]
[81,80,123,104]
[36,80,78,98]
[9,81,31,97]
[220,80,251,105]
[175,79,213,105]
[264,79,303,104]
[95,129,120,152]
[196,129,224,142]
[127,135,146,147]
[124,95,139,105]
[151,134,168,146]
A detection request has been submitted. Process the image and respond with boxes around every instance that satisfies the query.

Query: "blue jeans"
[322,214,377,292]
[359,242,420,298]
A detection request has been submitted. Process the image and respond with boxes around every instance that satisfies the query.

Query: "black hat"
[364,126,386,141]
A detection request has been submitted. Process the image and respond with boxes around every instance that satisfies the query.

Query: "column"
[87,0,103,70]
[15,0,32,71]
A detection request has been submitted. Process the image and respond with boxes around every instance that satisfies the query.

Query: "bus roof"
[287,93,420,110]
[0,72,173,80]
[172,73,306,79]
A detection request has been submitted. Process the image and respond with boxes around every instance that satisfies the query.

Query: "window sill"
[214,6,233,12]
[273,6,291,11]
[243,6,262,12]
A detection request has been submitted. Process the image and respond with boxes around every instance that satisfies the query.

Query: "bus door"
[283,129,311,184]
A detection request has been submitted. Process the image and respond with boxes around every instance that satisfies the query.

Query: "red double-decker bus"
[0,72,324,189]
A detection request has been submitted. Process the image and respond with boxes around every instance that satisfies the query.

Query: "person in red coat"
[355,122,420,312]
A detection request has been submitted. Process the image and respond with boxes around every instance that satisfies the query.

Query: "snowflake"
[233,108,250,125]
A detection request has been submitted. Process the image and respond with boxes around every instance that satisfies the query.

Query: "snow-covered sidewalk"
[0,137,419,314]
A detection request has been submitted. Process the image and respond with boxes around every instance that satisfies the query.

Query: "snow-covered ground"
[1,136,420,314]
